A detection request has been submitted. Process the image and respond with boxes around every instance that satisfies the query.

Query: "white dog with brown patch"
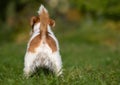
[23,5,62,77]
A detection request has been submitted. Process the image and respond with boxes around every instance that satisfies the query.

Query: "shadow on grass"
[30,67,54,78]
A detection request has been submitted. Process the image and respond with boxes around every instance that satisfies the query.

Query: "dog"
[23,5,62,77]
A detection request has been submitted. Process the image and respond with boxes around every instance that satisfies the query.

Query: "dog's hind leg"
[51,52,62,76]
[23,52,37,78]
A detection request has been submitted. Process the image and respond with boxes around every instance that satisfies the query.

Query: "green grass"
[0,43,120,85]
[0,22,120,85]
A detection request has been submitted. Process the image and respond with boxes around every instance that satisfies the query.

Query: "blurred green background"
[0,0,120,44]
[0,0,120,84]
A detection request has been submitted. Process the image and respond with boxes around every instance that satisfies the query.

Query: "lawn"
[0,21,120,85]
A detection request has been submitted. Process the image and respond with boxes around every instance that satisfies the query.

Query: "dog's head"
[30,5,55,34]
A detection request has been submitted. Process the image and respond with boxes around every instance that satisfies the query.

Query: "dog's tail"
[37,4,48,15]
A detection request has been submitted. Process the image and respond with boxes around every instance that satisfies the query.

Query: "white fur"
[24,5,62,77]
[38,5,48,15]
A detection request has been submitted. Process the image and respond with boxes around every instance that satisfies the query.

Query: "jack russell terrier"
[23,5,62,77]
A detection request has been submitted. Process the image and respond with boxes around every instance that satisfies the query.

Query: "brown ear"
[30,16,40,27]
[49,19,55,27]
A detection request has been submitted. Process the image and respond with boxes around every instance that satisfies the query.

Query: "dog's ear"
[30,16,36,26]
[49,19,55,27]
[30,16,40,27]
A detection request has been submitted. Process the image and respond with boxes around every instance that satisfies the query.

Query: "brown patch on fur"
[30,16,40,26]
[30,16,40,32]
[49,19,55,27]
[46,35,57,52]
[28,34,41,53]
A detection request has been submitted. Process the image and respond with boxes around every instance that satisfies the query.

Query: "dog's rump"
[34,52,55,70]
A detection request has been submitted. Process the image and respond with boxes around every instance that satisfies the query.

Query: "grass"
[0,21,120,85]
